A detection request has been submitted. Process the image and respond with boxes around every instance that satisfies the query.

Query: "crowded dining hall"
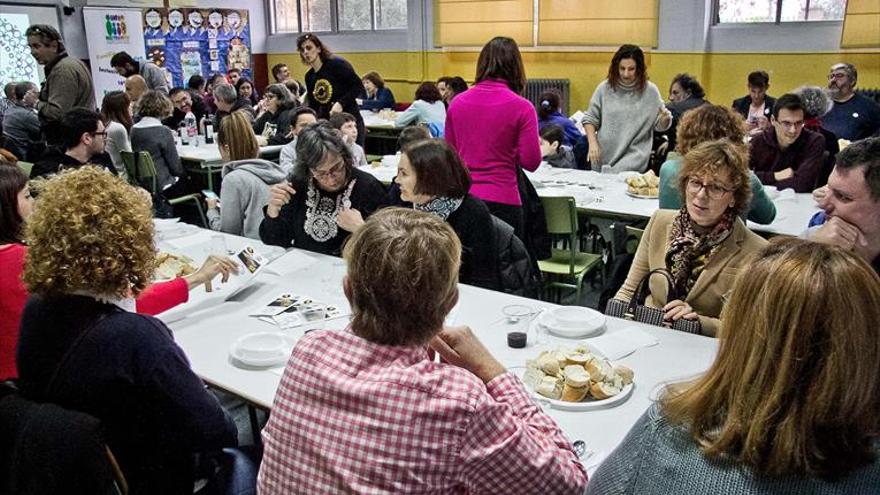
[1,0,879,493]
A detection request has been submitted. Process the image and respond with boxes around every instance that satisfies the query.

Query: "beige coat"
[615,209,767,337]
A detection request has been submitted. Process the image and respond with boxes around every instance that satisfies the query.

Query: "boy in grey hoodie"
[207,158,287,239]
[540,125,576,169]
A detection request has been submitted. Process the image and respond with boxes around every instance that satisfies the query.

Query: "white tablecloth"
[176,139,285,167]
[155,223,719,464]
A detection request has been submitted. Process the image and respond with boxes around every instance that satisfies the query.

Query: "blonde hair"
[23,167,157,298]
[218,111,259,161]
[678,139,751,217]
[662,238,880,479]
[342,208,461,346]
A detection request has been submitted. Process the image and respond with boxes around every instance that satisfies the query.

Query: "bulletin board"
[142,7,252,87]
[0,4,61,88]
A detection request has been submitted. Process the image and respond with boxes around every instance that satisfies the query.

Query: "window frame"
[712,0,846,25]
[267,0,408,35]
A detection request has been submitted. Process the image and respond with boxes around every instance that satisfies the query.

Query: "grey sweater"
[207,158,287,239]
[2,103,40,159]
[582,80,667,172]
[586,402,880,495]
[129,117,183,190]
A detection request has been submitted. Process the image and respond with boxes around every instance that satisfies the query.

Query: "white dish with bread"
[624,170,660,199]
[517,345,634,411]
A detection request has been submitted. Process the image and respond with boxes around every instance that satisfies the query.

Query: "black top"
[162,97,207,130]
[215,97,256,134]
[252,107,295,145]
[664,97,709,151]
[16,295,237,495]
[731,94,777,121]
[390,191,498,290]
[260,168,387,256]
[305,57,365,124]
[31,146,116,180]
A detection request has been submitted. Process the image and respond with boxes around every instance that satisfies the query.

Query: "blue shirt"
[539,111,582,147]
[821,93,880,141]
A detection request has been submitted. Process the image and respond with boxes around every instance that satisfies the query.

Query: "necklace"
[303,178,356,242]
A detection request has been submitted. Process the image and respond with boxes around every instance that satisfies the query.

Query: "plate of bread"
[155,252,198,280]
[625,170,660,199]
[518,345,634,411]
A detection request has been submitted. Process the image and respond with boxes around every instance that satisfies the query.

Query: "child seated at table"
[329,112,367,167]
[540,125,575,169]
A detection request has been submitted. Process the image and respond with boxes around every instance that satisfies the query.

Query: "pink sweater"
[445,80,542,206]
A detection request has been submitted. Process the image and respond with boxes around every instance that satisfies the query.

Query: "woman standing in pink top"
[445,36,542,238]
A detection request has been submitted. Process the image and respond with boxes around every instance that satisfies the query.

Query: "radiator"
[524,78,571,116]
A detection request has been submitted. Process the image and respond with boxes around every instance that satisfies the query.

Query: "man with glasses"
[31,108,115,179]
[821,63,880,142]
[25,24,95,145]
[2,82,41,160]
[749,93,825,193]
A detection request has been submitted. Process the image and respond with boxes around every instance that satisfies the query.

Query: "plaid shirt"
[258,328,588,494]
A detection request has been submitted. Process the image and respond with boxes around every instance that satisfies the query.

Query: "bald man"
[124,75,148,116]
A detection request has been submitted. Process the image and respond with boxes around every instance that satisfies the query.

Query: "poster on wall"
[83,7,148,105]
[0,6,61,88]
[142,7,251,88]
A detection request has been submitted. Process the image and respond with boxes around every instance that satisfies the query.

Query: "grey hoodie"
[207,158,287,239]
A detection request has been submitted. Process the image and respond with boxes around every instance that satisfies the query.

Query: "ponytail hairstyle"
[538,90,561,120]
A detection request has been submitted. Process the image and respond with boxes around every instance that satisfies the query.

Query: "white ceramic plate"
[229,332,294,368]
[625,190,659,200]
[511,366,634,411]
[539,311,605,338]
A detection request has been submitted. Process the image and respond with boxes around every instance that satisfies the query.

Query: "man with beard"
[821,63,880,142]
[111,51,169,94]
[163,87,207,129]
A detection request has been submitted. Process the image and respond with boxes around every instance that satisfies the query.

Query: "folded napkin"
[588,326,659,360]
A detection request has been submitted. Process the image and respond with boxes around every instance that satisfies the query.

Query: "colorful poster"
[83,7,147,105]
[141,8,251,88]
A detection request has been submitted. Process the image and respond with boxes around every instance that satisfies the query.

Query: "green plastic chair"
[537,196,604,303]
[17,161,33,177]
[121,150,207,227]
[625,226,645,255]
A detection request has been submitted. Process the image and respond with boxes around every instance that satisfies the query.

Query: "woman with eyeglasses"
[252,84,297,146]
[296,33,366,145]
[260,122,387,256]
[615,139,767,337]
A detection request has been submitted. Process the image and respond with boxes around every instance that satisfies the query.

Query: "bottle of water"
[185,111,198,146]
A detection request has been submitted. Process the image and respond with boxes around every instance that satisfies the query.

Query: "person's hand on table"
[812,185,828,202]
[587,142,602,167]
[774,168,794,181]
[809,216,867,253]
[336,207,364,232]
[266,182,297,218]
[355,98,363,106]
[206,197,219,210]
[330,102,343,115]
[430,326,506,384]
[183,254,239,289]
[664,300,698,321]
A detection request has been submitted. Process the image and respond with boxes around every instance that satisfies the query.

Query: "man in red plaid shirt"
[258,208,588,494]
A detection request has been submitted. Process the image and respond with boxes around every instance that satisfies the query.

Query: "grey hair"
[291,122,353,186]
[830,63,857,85]
[213,83,237,104]
[793,86,833,119]
[25,24,65,52]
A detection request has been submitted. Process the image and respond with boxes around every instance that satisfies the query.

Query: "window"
[270,0,407,33]
[716,0,846,23]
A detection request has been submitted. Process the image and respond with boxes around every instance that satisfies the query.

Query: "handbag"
[605,268,702,334]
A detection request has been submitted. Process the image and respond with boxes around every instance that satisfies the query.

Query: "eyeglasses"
[90,131,108,138]
[828,73,848,80]
[686,178,732,200]
[776,120,805,131]
[311,162,345,180]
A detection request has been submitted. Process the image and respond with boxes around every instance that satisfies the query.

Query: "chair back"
[17,161,33,177]
[540,196,579,274]
[120,151,158,194]
[624,226,644,255]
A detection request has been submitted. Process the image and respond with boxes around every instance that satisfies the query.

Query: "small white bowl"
[550,306,601,329]
[234,332,288,360]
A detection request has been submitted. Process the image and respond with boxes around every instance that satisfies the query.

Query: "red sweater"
[0,243,189,379]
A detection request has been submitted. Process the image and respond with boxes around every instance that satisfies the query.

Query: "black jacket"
[732,94,776,121]
[491,216,541,299]
[31,146,116,180]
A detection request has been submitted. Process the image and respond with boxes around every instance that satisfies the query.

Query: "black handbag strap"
[44,310,115,398]
[627,268,679,317]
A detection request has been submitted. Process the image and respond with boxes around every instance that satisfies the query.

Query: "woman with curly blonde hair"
[16,167,240,494]
[659,104,777,225]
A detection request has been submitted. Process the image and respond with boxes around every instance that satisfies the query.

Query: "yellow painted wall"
[269,50,880,110]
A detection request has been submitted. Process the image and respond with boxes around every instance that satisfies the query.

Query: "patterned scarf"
[304,178,356,242]
[665,207,735,299]
[413,196,463,221]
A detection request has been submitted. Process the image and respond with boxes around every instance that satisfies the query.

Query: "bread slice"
[563,366,590,388]
[536,353,560,376]
[613,364,634,385]
[585,358,613,382]
[536,376,563,400]
[590,381,622,400]
[565,351,592,367]
[522,366,545,390]
[561,384,589,402]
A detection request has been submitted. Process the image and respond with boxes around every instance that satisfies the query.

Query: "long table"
[156,224,718,471]
[176,139,285,189]
[360,160,820,237]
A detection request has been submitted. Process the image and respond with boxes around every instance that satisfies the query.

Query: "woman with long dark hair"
[297,33,366,145]
[444,36,541,238]
[100,90,133,176]
[252,84,298,145]
[582,44,672,172]
[235,76,260,107]
[393,82,446,129]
